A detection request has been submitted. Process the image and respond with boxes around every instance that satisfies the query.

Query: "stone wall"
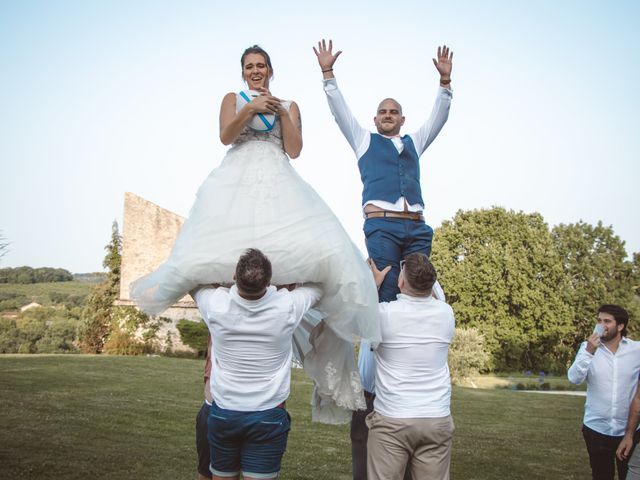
[118,192,201,352]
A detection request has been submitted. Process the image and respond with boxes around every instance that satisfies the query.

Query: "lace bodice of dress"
[233,97,291,149]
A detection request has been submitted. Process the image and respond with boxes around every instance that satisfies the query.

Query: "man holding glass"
[568,305,640,480]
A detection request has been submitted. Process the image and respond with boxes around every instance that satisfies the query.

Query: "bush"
[176,319,208,356]
[35,319,78,353]
[102,306,158,356]
[103,330,147,356]
[15,316,47,353]
[0,318,20,353]
[449,327,490,385]
[0,292,30,312]
[49,292,86,308]
[0,307,81,353]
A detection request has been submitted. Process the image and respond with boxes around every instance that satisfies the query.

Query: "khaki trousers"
[366,411,454,480]
[629,442,640,480]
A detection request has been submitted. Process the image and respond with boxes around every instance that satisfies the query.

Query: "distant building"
[20,302,42,312]
[117,192,201,352]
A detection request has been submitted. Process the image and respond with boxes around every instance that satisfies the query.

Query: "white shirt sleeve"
[191,286,215,317]
[192,286,230,320]
[567,342,593,385]
[360,302,389,394]
[290,284,323,323]
[323,78,370,158]
[409,87,452,155]
[358,340,376,393]
[432,280,446,302]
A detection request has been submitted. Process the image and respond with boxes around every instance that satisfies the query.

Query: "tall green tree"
[552,221,639,346]
[431,207,574,372]
[78,221,122,353]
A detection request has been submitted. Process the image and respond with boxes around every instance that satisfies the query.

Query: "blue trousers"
[364,217,434,302]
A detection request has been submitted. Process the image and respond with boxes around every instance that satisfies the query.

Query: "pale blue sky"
[1,1,638,272]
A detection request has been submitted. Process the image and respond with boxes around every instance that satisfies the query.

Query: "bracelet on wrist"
[440,77,451,85]
[322,68,333,73]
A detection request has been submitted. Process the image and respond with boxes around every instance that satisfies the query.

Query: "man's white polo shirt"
[193,284,321,412]
[374,294,455,418]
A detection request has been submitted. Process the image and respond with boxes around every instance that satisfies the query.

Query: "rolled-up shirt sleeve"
[191,286,214,318]
[290,284,323,323]
[567,342,593,384]
[323,78,370,158]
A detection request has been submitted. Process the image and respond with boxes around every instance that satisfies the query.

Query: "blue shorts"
[208,402,291,479]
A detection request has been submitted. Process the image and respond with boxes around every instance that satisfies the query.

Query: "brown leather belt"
[365,211,424,221]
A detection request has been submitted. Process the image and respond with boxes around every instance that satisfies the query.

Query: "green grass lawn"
[469,372,586,391]
[0,355,591,479]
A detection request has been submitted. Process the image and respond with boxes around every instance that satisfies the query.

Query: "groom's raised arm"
[411,45,453,156]
[314,39,369,158]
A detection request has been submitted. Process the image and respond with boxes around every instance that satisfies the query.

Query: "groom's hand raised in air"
[313,39,342,80]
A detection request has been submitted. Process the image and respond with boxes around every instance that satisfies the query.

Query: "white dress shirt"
[358,283,446,394]
[322,78,452,213]
[193,284,321,411]
[373,294,455,418]
[568,337,640,436]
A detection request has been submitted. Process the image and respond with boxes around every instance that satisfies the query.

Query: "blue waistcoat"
[357,133,423,206]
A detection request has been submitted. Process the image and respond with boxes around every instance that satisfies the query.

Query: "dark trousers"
[582,425,640,480]
[196,402,212,479]
[351,217,432,480]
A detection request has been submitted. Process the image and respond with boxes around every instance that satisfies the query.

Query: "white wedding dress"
[131,99,381,422]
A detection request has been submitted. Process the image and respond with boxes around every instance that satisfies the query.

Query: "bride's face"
[242,53,271,90]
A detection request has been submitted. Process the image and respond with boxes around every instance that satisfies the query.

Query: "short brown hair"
[403,253,436,294]
[235,249,272,294]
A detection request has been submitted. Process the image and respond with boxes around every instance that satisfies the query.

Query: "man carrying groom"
[314,38,454,480]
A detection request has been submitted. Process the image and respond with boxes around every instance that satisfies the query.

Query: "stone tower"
[117,192,201,352]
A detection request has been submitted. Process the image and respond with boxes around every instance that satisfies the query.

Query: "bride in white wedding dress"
[130,46,381,422]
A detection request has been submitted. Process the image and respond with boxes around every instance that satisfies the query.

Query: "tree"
[431,207,574,372]
[0,266,73,284]
[0,231,9,263]
[78,221,122,353]
[552,221,639,346]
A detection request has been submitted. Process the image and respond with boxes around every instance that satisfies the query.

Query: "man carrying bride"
[191,249,323,480]
[314,39,454,480]
[131,44,381,423]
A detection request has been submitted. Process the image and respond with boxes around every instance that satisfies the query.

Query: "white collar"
[396,293,433,303]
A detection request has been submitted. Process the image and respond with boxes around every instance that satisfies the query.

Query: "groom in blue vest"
[314,39,453,480]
